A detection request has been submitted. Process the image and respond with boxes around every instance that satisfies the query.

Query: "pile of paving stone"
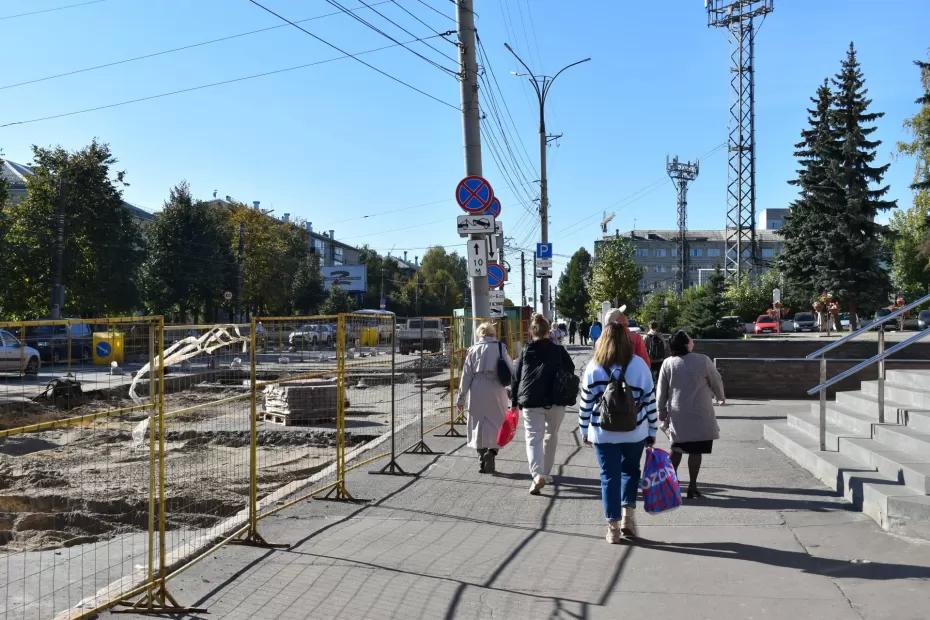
[262,380,341,425]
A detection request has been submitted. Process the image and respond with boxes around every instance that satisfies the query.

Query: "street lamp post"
[505,44,590,321]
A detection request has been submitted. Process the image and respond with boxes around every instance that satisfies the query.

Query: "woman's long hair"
[592,323,633,369]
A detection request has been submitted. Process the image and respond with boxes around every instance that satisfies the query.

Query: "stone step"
[872,423,930,456]
[884,369,930,390]
[834,389,905,420]
[764,421,930,540]
[860,380,930,410]
[902,409,930,434]
[787,409,871,450]
[806,401,878,436]
[839,437,930,494]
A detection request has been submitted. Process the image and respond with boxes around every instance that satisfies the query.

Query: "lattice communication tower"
[707,0,773,280]
[667,156,700,294]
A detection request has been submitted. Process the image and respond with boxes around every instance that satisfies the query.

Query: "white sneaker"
[605,521,622,544]
[529,476,546,496]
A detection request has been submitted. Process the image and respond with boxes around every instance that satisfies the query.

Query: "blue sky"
[1,0,928,305]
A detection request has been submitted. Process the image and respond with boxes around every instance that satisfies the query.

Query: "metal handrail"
[805,292,930,360]
[806,329,930,395]
[805,291,930,452]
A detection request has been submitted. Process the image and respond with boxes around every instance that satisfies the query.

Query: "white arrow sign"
[467,239,488,277]
[456,214,496,236]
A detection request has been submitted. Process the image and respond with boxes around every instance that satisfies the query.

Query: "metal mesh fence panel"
[0,317,160,620]
[251,316,344,513]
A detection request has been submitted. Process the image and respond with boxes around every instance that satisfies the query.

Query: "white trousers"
[522,406,565,480]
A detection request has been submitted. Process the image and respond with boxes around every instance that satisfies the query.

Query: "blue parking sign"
[536,243,552,259]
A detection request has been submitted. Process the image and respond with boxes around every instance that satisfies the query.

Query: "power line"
[0,1,398,91]
[247,0,460,111]
[412,0,455,23]
[323,0,459,76]
[0,35,451,128]
[389,0,449,38]
[0,0,105,21]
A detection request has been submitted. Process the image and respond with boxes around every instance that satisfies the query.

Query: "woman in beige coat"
[657,330,726,499]
[457,322,513,474]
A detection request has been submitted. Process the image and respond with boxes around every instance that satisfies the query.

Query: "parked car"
[397,318,444,354]
[24,322,93,363]
[873,308,897,331]
[792,312,817,332]
[288,324,332,347]
[753,314,780,335]
[839,312,854,331]
[626,318,642,334]
[918,310,930,330]
[0,329,41,374]
[714,316,746,336]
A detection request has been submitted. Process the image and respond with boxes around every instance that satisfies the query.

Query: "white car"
[0,329,41,375]
[626,319,643,334]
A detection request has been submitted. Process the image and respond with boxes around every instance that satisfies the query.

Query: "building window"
[768,220,782,229]
[690,248,703,257]
[762,247,776,258]
[313,238,326,255]
[636,248,650,258]
[671,247,678,257]
[706,248,721,257]
[656,248,667,257]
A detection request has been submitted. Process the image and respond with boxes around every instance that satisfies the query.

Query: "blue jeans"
[593,440,646,520]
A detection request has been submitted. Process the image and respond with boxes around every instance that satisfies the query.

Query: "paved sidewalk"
[103,383,930,618]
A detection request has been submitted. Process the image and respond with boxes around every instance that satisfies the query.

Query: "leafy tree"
[0,141,143,318]
[677,268,735,338]
[319,285,356,315]
[635,290,680,333]
[141,182,235,321]
[723,270,782,320]
[899,55,930,193]
[587,238,642,320]
[291,253,325,314]
[415,247,468,315]
[358,247,405,310]
[555,247,591,321]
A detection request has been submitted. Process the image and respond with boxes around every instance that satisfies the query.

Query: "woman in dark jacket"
[511,313,575,495]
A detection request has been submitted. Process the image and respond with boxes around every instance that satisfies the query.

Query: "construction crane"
[600,211,616,237]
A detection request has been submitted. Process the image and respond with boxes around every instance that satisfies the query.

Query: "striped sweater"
[578,356,658,444]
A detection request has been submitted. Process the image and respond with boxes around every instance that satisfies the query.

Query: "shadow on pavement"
[637,539,930,580]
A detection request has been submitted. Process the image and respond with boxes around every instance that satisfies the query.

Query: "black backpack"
[496,341,512,387]
[597,367,639,432]
[553,348,580,406]
[645,333,667,362]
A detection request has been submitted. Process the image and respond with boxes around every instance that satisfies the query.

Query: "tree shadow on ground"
[636,539,930,580]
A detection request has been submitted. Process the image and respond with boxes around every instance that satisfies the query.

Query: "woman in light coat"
[457,322,513,474]
[657,330,726,499]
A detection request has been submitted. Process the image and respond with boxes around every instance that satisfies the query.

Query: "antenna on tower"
[667,156,700,294]
[600,211,616,236]
[707,0,773,281]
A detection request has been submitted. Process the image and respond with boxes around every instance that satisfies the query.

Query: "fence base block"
[370,459,414,476]
[405,440,440,455]
[112,584,207,615]
[437,425,465,438]
[229,528,288,549]
[315,481,367,503]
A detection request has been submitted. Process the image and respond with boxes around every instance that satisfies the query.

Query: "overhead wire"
[412,0,455,23]
[389,0,451,39]
[246,0,460,111]
[0,0,105,21]
[322,0,459,76]
[0,34,453,128]
[0,1,399,91]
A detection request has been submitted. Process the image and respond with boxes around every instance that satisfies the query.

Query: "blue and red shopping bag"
[640,447,682,513]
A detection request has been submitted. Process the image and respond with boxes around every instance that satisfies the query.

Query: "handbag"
[553,345,580,406]
[640,447,682,514]
[497,406,519,447]
[495,341,512,387]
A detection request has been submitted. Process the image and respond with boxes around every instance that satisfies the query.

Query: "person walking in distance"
[605,307,651,368]
[656,330,725,499]
[644,321,668,382]
[512,314,575,495]
[568,319,577,345]
[588,319,602,346]
[579,323,657,543]
[457,322,513,474]
[578,319,589,346]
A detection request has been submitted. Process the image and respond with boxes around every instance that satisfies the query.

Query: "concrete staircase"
[764,369,930,540]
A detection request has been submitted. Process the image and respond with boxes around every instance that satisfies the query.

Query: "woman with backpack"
[656,330,725,499]
[511,313,576,495]
[579,323,657,543]
[457,322,514,474]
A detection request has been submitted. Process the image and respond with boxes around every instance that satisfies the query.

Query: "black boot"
[477,449,488,473]
[486,449,497,474]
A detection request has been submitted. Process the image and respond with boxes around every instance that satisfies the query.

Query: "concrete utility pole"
[505,44,590,320]
[236,222,245,322]
[457,0,490,321]
[520,251,526,307]
[532,254,537,313]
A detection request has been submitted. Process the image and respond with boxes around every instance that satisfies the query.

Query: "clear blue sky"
[1,0,928,305]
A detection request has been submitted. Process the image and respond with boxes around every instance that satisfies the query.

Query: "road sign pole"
[457,0,489,329]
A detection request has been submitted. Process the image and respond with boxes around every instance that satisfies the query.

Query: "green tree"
[141,182,235,321]
[291,253,325,314]
[587,238,642,320]
[555,247,591,321]
[319,285,356,315]
[635,290,680,333]
[357,247,406,310]
[678,268,734,338]
[722,270,783,320]
[0,141,143,318]
[415,247,468,315]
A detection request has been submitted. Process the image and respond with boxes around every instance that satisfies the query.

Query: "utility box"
[92,331,125,365]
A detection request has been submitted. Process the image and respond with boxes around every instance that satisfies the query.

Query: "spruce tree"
[822,43,895,321]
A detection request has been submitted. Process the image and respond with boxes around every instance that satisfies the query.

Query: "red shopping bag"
[640,447,682,514]
[497,407,519,448]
